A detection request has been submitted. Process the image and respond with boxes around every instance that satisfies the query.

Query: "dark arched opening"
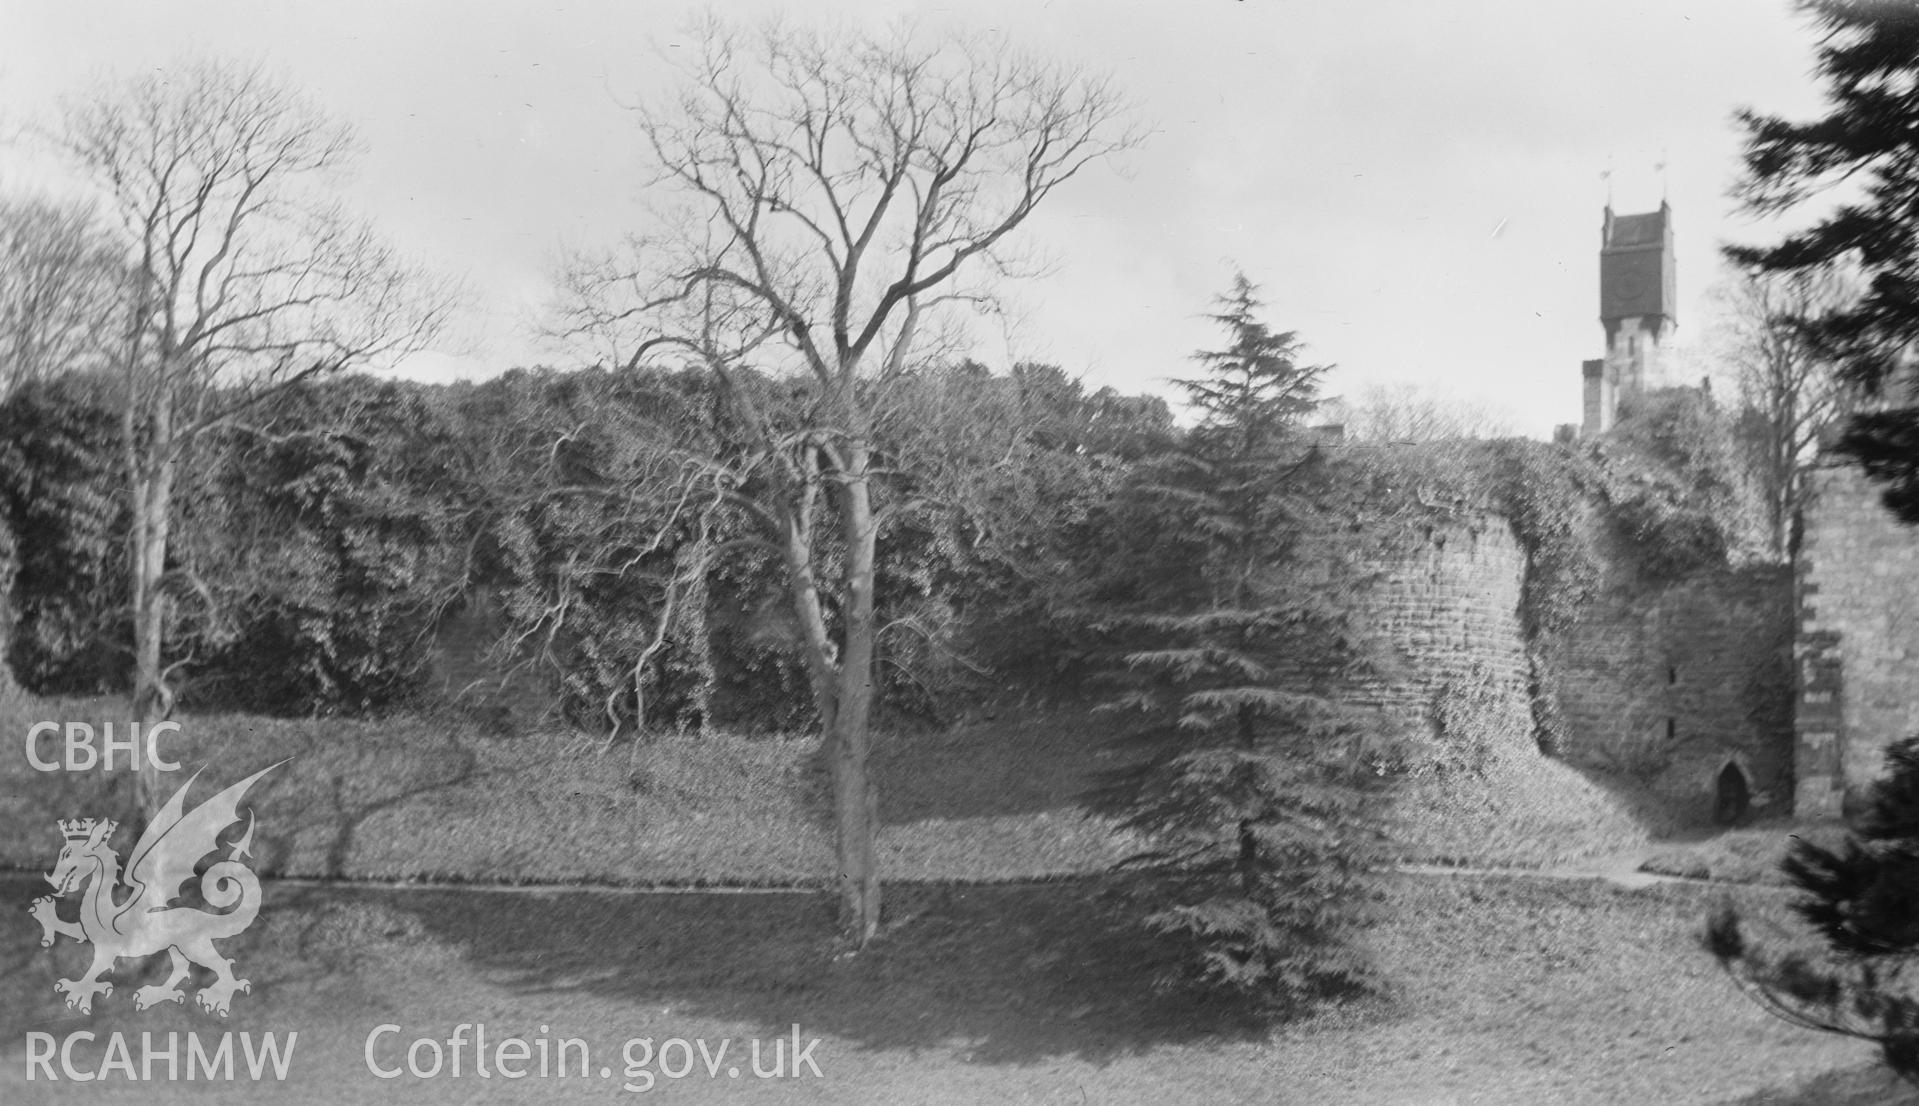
[1714,763,1751,826]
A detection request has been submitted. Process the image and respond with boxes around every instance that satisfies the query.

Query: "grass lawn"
[5,685,1902,1102]
[0,871,1899,1104]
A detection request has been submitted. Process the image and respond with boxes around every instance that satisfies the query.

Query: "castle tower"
[1581,201,1676,436]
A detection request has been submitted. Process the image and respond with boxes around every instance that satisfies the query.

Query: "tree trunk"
[1767,426,1791,562]
[128,395,175,815]
[0,594,15,697]
[779,527,839,724]
[1235,704,1259,896]
[768,449,880,945]
[0,512,16,696]
[829,442,882,945]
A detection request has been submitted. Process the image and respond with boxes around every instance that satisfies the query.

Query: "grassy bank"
[1387,747,1666,870]
[2,683,1695,886]
[0,690,1131,885]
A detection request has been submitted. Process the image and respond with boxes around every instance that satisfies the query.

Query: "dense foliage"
[1602,388,1763,577]
[0,361,1163,730]
[0,375,475,711]
[0,377,125,691]
[188,379,473,713]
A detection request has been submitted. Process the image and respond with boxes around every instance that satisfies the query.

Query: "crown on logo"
[58,818,113,841]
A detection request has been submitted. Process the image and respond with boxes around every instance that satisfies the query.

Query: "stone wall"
[1551,561,1794,820]
[1342,514,1535,756]
[1333,493,1793,824]
[1796,463,1919,816]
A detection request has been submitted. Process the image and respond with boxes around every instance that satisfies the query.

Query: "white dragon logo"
[28,762,283,1017]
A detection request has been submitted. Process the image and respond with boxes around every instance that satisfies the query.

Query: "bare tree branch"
[1709,265,1862,559]
[0,192,127,398]
[47,58,462,812]
[548,18,1140,946]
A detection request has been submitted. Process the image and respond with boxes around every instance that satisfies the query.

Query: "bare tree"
[0,192,126,398]
[52,60,454,805]
[556,19,1139,944]
[1714,266,1859,559]
[1321,381,1518,443]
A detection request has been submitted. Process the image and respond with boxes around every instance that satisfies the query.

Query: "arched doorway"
[1714,762,1751,826]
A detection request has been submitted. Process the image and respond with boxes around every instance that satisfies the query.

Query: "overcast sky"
[0,1,1832,437]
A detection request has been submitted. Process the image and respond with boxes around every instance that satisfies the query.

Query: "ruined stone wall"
[1340,513,1536,757]
[1796,464,1919,816]
[1329,479,1793,825]
[1271,443,1800,828]
[1551,562,1794,818]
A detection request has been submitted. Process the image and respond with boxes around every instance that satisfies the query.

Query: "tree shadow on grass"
[1725,1064,1909,1106]
[380,877,1273,1066]
[0,708,484,883]
[207,716,480,881]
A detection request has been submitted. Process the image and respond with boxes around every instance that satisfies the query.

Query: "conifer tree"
[1727,2,1919,519]
[1708,738,1919,1083]
[1087,274,1393,1006]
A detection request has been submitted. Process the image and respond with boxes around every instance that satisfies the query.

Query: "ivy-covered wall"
[1334,421,1793,824]
[1334,512,1535,762]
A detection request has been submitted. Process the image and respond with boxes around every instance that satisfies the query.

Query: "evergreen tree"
[1086,274,1394,1007]
[1707,737,1919,1083]
[1727,2,1919,519]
